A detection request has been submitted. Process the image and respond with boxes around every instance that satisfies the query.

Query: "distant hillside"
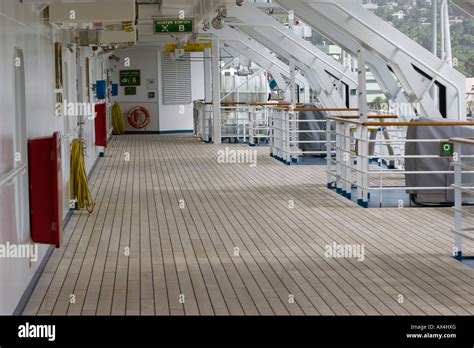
[374,1,474,77]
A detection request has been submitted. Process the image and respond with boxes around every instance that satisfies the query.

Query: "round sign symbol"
[443,144,451,151]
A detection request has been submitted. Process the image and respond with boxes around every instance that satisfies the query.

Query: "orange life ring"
[128,106,150,129]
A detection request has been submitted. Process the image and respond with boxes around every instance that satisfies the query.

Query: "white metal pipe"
[204,48,212,103]
[441,0,446,60]
[432,0,438,57]
[357,48,368,122]
[225,22,358,86]
[0,164,28,186]
[443,0,453,67]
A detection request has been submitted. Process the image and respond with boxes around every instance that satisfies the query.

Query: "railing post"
[269,108,274,157]
[288,111,299,164]
[453,142,463,260]
[277,109,282,160]
[344,123,352,199]
[356,125,363,204]
[335,121,342,195]
[326,119,332,188]
[360,125,369,207]
[285,110,291,165]
[249,105,254,146]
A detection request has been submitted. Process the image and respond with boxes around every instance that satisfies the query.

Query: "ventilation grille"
[162,52,191,104]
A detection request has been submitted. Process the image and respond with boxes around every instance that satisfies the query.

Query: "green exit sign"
[440,142,454,157]
[120,70,140,86]
[154,18,193,34]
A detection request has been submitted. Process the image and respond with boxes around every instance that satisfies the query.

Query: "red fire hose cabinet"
[28,132,63,247]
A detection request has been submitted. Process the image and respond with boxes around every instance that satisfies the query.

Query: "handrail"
[450,137,474,145]
[326,116,474,127]
[362,121,474,127]
[336,115,398,119]
[250,102,306,106]
[0,163,28,186]
[272,113,397,120]
[315,0,464,118]
[277,107,359,112]
[221,102,248,105]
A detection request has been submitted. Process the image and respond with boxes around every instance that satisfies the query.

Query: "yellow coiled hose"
[70,139,95,213]
[112,101,125,135]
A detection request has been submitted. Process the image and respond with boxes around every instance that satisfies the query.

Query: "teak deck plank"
[23,134,474,316]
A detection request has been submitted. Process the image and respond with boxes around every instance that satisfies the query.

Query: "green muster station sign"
[154,19,193,34]
[120,70,140,86]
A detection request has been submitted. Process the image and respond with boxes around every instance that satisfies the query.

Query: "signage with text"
[164,43,212,53]
[120,70,140,86]
[154,19,193,34]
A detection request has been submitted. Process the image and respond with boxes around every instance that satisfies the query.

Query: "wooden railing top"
[221,102,248,105]
[250,102,303,106]
[275,106,359,112]
[269,107,360,112]
[336,115,398,120]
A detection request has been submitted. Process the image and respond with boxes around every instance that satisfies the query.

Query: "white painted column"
[75,38,84,140]
[431,0,438,103]
[357,47,369,206]
[289,57,297,163]
[357,48,368,122]
[290,58,296,105]
[432,0,438,57]
[441,1,445,61]
[204,48,212,103]
[212,39,222,144]
[442,0,453,67]
[453,143,463,259]
[203,48,212,141]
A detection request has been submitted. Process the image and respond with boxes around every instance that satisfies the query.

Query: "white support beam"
[225,4,357,108]
[289,58,296,105]
[275,0,465,120]
[204,48,212,103]
[228,27,348,108]
[442,0,453,67]
[211,39,221,144]
[357,48,368,122]
[210,27,310,102]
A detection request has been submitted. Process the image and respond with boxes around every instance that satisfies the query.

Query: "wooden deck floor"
[24,134,474,315]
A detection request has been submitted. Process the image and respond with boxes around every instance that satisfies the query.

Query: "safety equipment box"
[28,132,62,247]
[95,103,107,147]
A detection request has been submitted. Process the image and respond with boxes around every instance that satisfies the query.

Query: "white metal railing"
[193,101,270,144]
[267,106,365,165]
[268,107,336,164]
[327,117,474,207]
[451,137,474,261]
[221,105,249,142]
[194,101,213,142]
[0,163,28,186]
[248,104,270,146]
